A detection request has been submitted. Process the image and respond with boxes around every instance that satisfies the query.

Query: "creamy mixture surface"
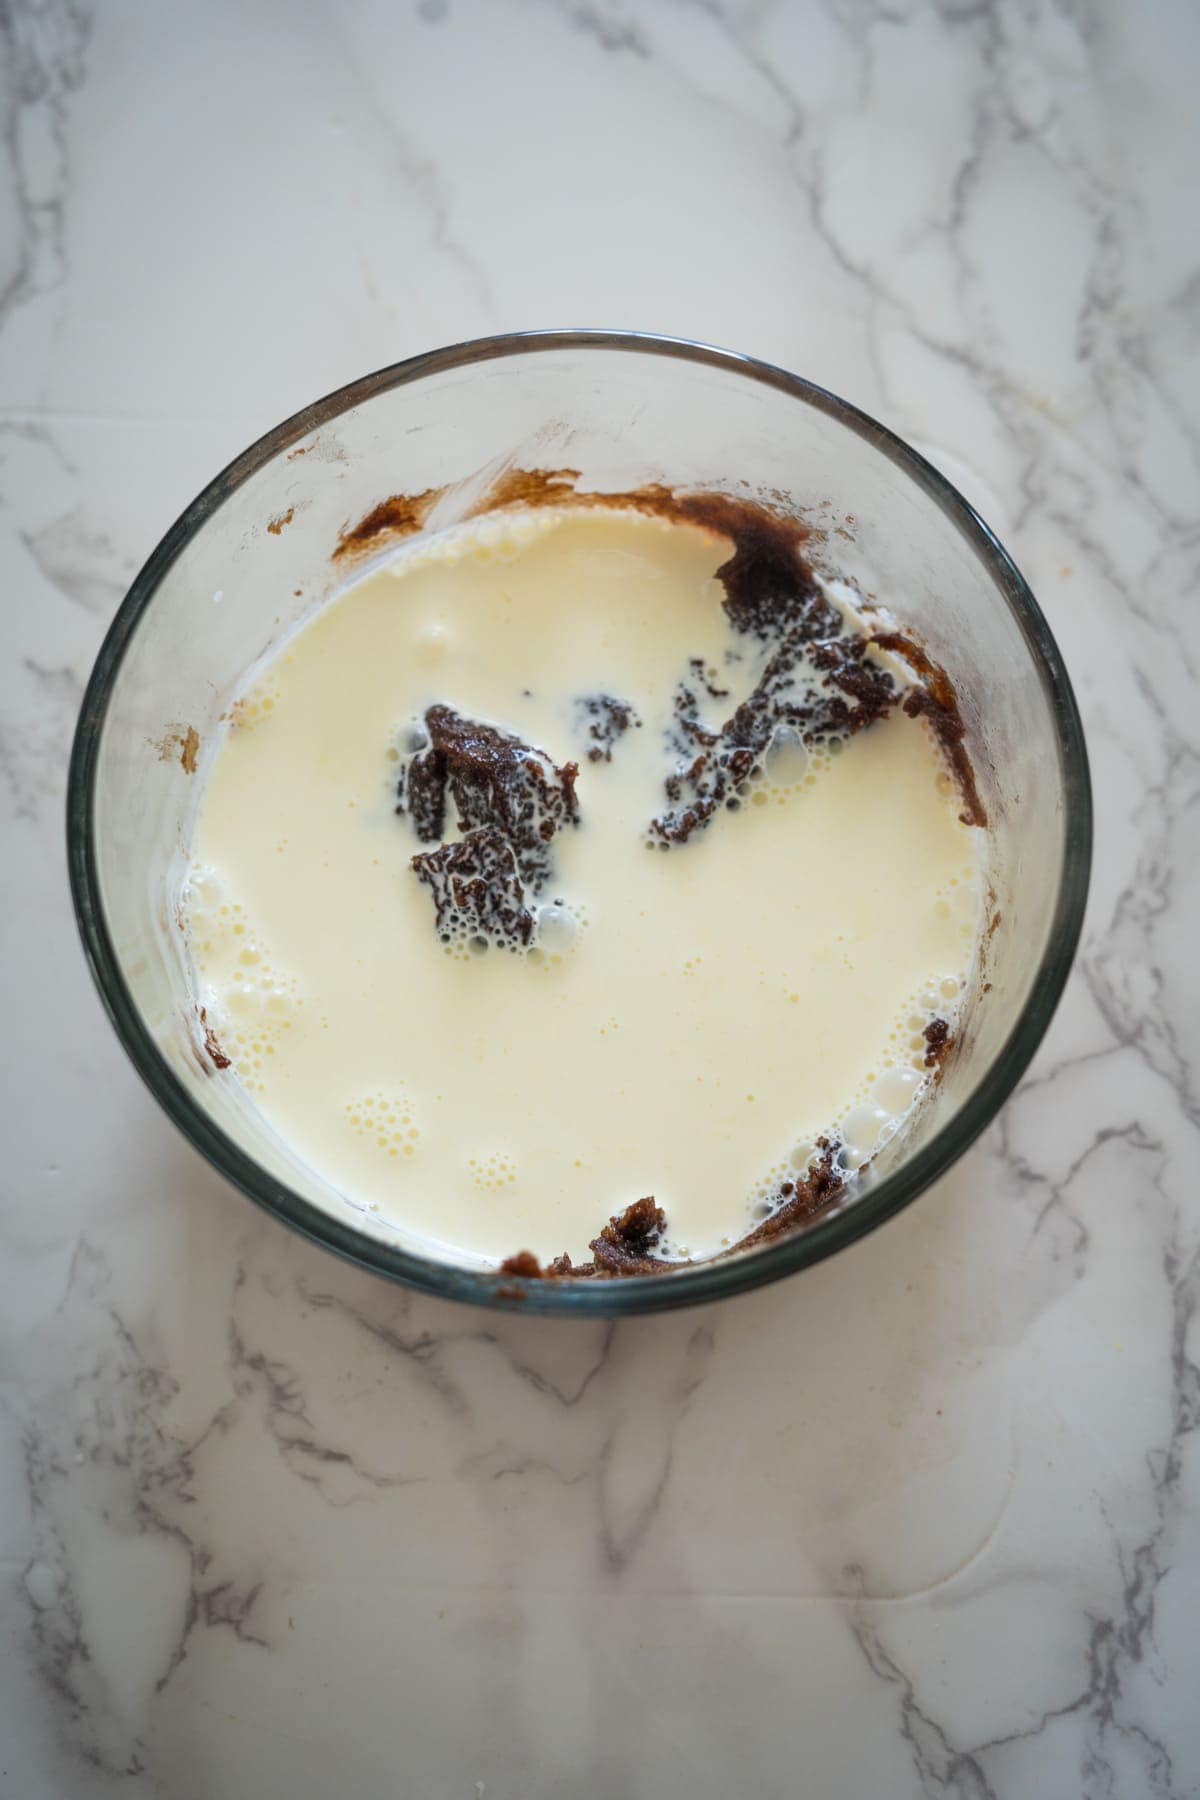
[184,503,985,1269]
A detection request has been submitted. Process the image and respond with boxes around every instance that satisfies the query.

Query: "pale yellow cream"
[185,508,984,1267]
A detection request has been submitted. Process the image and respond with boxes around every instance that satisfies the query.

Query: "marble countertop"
[2,2,1198,1794]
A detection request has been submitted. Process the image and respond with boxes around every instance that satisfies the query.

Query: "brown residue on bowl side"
[267,506,295,535]
[157,724,200,773]
[474,467,583,514]
[464,468,814,587]
[333,486,444,559]
[872,631,987,829]
[199,1007,231,1070]
[331,467,814,573]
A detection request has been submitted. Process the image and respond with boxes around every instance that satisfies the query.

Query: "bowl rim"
[66,328,1093,1316]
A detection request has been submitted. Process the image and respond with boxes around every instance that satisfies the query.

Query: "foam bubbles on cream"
[469,1150,517,1192]
[344,1086,421,1160]
[185,866,302,1091]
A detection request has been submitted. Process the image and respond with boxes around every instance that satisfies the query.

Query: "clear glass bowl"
[67,331,1092,1314]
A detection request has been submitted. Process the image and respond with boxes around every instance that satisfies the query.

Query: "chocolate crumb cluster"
[649,521,900,846]
[575,693,641,762]
[737,1137,845,1251]
[630,493,986,846]
[651,633,897,845]
[923,1016,953,1069]
[498,1138,850,1281]
[397,704,579,948]
[499,1195,675,1280]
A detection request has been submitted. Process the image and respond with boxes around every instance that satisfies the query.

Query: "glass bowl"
[67,331,1092,1314]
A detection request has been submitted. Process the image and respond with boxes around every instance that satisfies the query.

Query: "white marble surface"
[2,1,1198,1793]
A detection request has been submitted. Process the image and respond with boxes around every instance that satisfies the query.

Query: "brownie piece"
[411,827,535,949]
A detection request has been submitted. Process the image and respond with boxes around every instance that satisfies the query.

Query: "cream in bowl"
[183,478,988,1276]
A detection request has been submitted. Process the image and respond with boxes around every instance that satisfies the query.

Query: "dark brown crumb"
[412,828,535,948]
[398,705,579,892]
[736,1138,845,1250]
[497,1150,847,1282]
[199,1007,230,1070]
[576,693,641,762]
[923,1017,952,1069]
[544,1251,594,1276]
[591,1196,669,1273]
[499,1197,678,1282]
[497,1250,542,1278]
[266,507,294,535]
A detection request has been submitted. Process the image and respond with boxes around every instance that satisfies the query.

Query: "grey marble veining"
[1,0,1198,1794]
